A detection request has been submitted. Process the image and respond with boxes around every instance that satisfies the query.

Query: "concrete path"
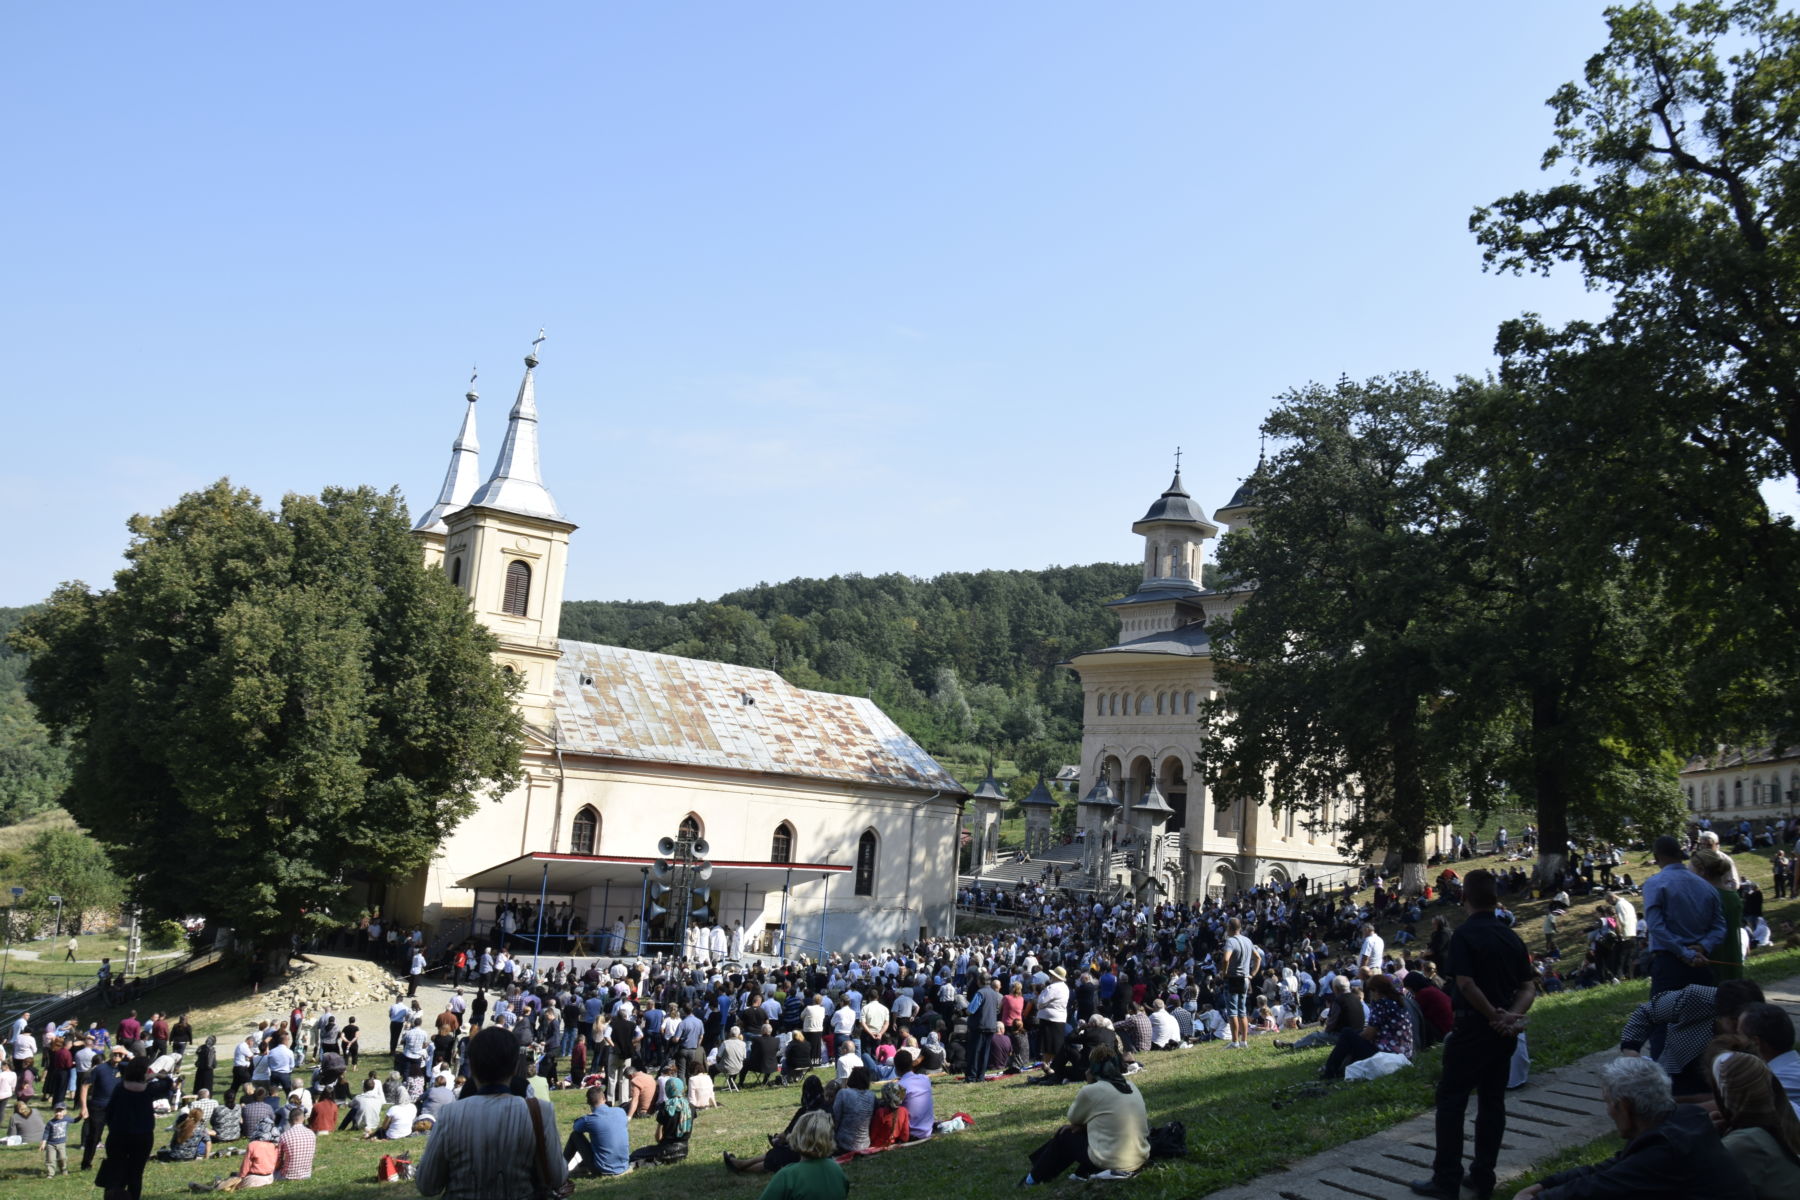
[1204,976,1800,1200]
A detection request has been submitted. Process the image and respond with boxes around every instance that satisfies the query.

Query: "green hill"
[1,564,1141,823]
[0,604,67,825]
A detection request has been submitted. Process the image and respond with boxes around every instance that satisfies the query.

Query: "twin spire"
[414,330,567,533]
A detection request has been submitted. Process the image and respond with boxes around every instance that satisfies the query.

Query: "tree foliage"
[1474,0,1800,736]
[0,826,123,933]
[1200,375,1488,883]
[9,480,525,952]
[0,607,68,825]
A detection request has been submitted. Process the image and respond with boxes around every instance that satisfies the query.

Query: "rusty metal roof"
[553,640,966,797]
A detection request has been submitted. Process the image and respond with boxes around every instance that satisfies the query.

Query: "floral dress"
[1369,997,1415,1058]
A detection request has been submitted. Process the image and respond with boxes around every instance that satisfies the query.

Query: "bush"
[145,919,187,951]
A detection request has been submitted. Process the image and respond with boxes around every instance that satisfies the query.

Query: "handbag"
[522,1096,574,1200]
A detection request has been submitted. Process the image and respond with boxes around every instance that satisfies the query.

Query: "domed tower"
[1110,458,1218,642]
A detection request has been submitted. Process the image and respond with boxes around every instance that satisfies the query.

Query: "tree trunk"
[1532,682,1571,894]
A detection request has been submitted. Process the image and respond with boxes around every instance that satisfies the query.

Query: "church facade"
[391,342,967,956]
[1067,464,1360,901]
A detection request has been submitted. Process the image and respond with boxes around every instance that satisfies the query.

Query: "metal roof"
[970,773,1008,802]
[456,851,850,893]
[1682,745,1799,774]
[1078,621,1214,660]
[1134,780,1174,814]
[466,353,568,523]
[1132,470,1219,534]
[413,390,482,534]
[552,641,966,797]
[1022,780,1056,807]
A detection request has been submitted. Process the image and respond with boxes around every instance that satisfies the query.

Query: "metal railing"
[0,944,220,1030]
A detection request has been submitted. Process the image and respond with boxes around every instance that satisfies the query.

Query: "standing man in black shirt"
[1412,869,1535,1200]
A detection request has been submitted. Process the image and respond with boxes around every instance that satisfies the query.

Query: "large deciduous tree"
[1474,0,1800,735]
[1200,374,1489,890]
[11,480,524,962]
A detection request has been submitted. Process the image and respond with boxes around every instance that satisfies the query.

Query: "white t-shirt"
[1614,898,1638,939]
[381,1102,417,1138]
[1359,933,1385,971]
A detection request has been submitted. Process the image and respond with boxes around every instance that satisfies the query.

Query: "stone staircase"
[959,843,1102,892]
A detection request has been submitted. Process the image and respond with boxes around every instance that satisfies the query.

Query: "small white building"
[1681,746,1800,824]
[389,342,966,956]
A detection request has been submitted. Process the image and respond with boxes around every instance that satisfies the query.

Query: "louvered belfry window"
[503,560,531,616]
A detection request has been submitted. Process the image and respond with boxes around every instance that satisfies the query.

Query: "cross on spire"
[528,328,546,364]
[1174,445,1182,472]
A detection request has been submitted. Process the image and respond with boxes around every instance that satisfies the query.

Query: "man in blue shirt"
[1641,835,1726,997]
[675,1006,706,1080]
[564,1086,630,1176]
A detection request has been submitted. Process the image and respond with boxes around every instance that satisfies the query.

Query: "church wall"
[403,754,959,957]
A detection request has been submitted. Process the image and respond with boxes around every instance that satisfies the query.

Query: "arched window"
[1155,693,1165,715]
[771,822,794,863]
[448,556,463,587]
[679,814,703,843]
[1735,780,1744,808]
[503,560,531,616]
[1137,694,1149,715]
[1184,691,1196,715]
[570,806,598,856]
[855,830,877,896]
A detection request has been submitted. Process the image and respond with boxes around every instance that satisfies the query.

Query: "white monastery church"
[1066,464,1361,901]
[388,340,967,956]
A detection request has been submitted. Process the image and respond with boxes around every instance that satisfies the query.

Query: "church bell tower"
[438,331,576,730]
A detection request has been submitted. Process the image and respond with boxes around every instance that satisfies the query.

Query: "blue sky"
[1,3,1678,606]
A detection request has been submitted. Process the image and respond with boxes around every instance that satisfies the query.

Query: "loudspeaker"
[691,837,710,858]
[691,906,710,921]
[657,836,677,857]
[694,863,715,883]
[646,902,667,920]
[651,882,670,899]
[651,860,673,880]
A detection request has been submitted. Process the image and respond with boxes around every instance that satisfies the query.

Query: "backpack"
[1147,1121,1187,1160]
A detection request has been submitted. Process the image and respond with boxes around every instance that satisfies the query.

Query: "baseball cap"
[1653,834,1687,861]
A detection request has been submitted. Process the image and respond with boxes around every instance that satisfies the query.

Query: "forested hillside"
[0,605,69,825]
[1,564,1144,823]
[560,564,1144,782]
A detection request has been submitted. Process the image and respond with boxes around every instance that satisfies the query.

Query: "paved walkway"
[1205,976,1800,1200]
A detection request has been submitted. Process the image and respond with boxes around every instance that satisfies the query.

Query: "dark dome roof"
[1133,470,1218,533]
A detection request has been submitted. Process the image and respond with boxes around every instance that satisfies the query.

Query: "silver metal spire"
[466,331,566,521]
[412,372,484,534]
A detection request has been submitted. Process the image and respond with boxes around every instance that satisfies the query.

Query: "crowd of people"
[6,816,1800,1198]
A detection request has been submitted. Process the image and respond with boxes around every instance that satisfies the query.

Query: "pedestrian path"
[1203,975,1800,1200]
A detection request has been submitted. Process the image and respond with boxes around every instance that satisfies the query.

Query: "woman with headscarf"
[631,1074,695,1165]
[193,1035,218,1097]
[867,1080,911,1149]
[1710,1049,1800,1198]
[724,1074,833,1175]
[1018,1043,1150,1185]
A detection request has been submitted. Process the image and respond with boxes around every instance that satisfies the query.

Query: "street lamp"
[49,893,64,938]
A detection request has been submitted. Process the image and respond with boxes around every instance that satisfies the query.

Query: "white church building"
[388,340,967,957]
[1067,463,1362,901]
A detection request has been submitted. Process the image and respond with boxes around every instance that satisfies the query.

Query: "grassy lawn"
[1,931,189,1001]
[0,830,1792,1197]
[1,941,1791,1200]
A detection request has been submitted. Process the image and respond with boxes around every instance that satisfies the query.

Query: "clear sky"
[3,3,1671,607]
